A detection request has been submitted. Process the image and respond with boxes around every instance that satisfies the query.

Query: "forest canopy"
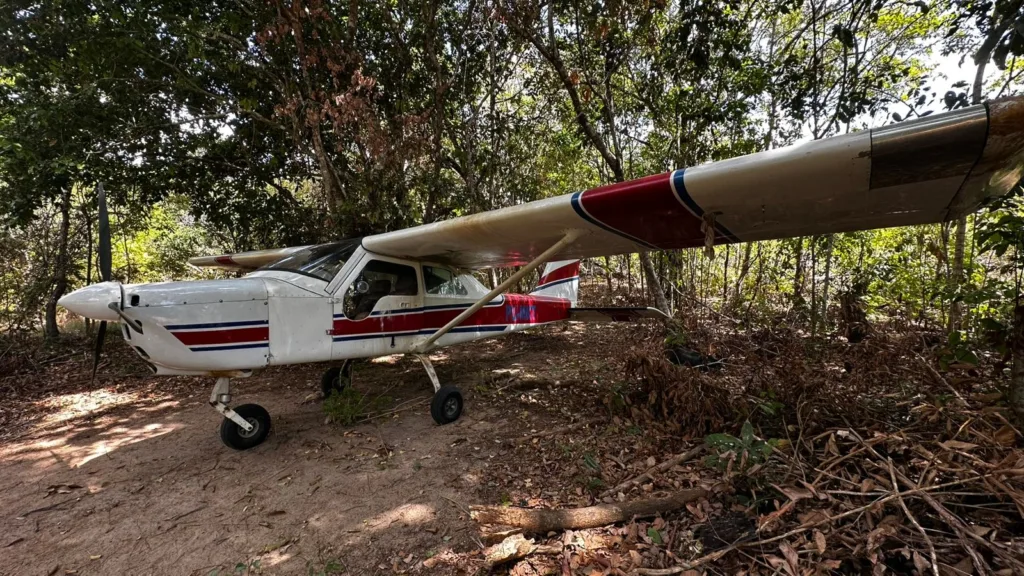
[1,0,1023,346]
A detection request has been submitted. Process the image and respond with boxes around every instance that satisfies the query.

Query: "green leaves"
[704,421,777,475]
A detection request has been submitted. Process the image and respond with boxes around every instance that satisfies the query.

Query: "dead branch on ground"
[471,488,707,534]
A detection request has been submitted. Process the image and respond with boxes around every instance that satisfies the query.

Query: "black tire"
[220,404,271,450]
[321,362,351,398]
[430,385,463,425]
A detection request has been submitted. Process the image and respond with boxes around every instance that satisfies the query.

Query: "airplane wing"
[362,97,1024,269]
[189,246,308,271]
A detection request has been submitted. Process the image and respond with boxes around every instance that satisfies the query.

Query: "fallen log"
[599,445,705,498]
[471,488,707,534]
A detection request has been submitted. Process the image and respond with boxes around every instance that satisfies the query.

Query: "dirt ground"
[0,323,649,576]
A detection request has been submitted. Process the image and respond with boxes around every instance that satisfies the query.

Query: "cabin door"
[331,255,424,360]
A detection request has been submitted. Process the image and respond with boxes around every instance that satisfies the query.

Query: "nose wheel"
[210,377,271,450]
[415,354,463,425]
[430,385,463,425]
[220,404,271,450]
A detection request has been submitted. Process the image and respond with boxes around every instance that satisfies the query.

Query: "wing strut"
[414,230,583,352]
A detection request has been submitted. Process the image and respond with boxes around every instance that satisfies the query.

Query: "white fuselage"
[59,246,578,376]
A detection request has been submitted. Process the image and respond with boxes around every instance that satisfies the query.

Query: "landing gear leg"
[211,377,271,450]
[415,354,463,425]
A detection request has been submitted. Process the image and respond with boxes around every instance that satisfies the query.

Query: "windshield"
[260,239,361,282]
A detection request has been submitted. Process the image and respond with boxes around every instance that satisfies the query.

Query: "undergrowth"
[322,386,392,425]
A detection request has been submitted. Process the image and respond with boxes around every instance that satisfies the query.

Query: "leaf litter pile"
[434,322,1024,575]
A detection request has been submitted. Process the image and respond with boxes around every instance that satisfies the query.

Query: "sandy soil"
[0,324,635,576]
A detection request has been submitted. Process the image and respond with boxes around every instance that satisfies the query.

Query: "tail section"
[530,260,580,305]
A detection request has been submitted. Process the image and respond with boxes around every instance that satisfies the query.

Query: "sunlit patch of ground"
[35,388,178,428]
[72,421,182,467]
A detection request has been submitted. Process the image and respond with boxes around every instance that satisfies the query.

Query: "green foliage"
[939,330,981,369]
[322,387,392,426]
[704,421,778,474]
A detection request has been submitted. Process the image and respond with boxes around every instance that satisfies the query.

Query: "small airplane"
[60,97,1024,450]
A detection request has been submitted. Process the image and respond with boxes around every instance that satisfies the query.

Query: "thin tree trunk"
[45,187,72,339]
[627,254,633,295]
[792,237,805,306]
[1013,302,1024,424]
[811,236,819,336]
[950,216,967,331]
[641,251,670,314]
[509,6,670,312]
[821,234,834,332]
[722,245,730,307]
[84,203,93,335]
[604,256,612,294]
[733,242,752,303]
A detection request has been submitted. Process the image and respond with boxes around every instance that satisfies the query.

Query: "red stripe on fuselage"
[577,172,704,249]
[331,294,571,336]
[172,327,269,346]
[538,262,580,286]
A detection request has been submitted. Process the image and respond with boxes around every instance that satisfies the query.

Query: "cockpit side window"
[343,260,419,320]
[423,265,470,297]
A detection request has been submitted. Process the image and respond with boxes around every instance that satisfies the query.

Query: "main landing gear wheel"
[430,385,463,425]
[220,403,271,450]
[321,361,352,398]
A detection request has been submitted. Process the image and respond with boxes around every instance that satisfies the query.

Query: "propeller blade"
[97,183,111,283]
[92,320,107,381]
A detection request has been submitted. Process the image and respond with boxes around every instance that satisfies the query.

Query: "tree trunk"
[949,215,967,331]
[821,234,834,332]
[811,236,819,336]
[722,245,730,306]
[45,187,73,340]
[422,0,446,223]
[792,237,805,306]
[641,251,670,314]
[604,256,612,293]
[510,8,671,313]
[311,125,344,215]
[1012,302,1024,424]
[84,203,93,335]
[627,254,633,294]
[733,242,752,305]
